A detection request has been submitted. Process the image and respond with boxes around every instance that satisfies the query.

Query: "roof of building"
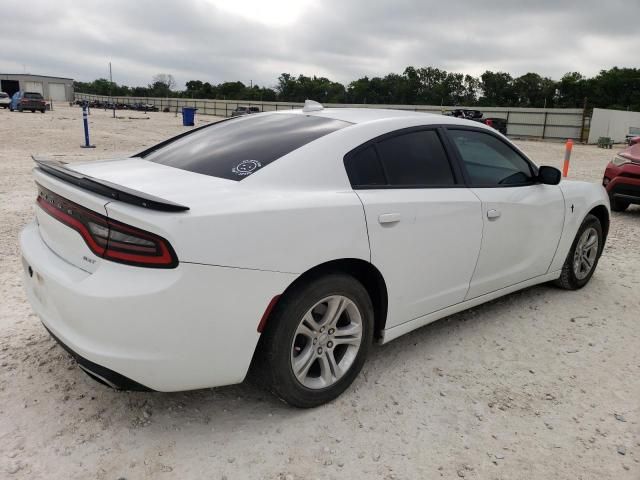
[0,73,73,81]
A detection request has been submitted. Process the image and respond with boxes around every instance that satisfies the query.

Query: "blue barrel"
[181,107,197,126]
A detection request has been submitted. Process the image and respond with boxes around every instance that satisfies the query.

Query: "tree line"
[74,67,640,111]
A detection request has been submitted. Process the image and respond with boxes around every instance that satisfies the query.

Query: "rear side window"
[142,114,350,181]
[377,130,454,186]
[346,146,386,186]
[449,129,533,186]
[345,129,455,187]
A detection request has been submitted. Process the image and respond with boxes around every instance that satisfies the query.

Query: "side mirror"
[537,165,561,185]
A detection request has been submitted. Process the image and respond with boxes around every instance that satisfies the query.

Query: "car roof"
[270,107,483,128]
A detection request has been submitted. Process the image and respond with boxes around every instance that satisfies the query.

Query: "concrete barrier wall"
[75,93,586,141]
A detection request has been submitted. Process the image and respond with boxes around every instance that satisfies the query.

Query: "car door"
[344,127,483,329]
[446,128,565,299]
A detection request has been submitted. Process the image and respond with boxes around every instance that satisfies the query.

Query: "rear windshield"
[142,113,351,180]
[24,92,43,99]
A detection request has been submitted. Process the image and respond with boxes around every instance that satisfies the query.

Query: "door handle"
[487,209,501,220]
[378,213,401,225]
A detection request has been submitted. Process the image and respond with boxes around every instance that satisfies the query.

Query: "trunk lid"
[65,158,236,210]
[34,169,110,273]
[34,158,237,271]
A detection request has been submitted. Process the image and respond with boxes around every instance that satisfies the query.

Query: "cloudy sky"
[0,0,636,89]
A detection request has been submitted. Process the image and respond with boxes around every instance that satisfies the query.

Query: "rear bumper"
[20,221,296,391]
[604,162,640,204]
[43,324,153,391]
[18,102,45,110]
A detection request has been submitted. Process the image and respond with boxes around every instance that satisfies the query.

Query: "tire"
[31,109,35,113]
[40,109,45,113]
[610,197,629,212]
[254,273,374,408]
[554,214,603,290]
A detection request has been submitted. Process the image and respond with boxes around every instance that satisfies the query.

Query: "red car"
[603,138,640,211]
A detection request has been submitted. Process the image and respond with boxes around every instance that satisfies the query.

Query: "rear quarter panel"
[105,189,371,274]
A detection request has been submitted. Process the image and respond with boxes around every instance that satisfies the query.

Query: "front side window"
[449,129,533,186]
[345,129,455,187]
[142,113,350,181]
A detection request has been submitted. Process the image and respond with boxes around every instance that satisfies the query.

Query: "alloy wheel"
[290,295,363,390]
[573,227,599,280]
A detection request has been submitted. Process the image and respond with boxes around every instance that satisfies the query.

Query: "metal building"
[0,73,74,102]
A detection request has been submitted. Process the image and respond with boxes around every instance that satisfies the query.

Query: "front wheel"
[610,196,629,212]
[255,274,374,408]
[554,214,603,290]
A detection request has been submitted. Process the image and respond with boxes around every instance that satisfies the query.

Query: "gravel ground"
[0,106,638,479]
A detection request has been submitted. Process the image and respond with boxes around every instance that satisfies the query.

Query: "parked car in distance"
[231,106,260,117]
[0,91,11,108]
[21,101,610,407]
[448,108,508,135]
[130,102,159,112]
[449,108,484,120]
[603,142,640,211]
[10,91,46,113]
[627,135,640,146]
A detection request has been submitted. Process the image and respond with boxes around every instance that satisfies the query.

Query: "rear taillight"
[36,184,178,268]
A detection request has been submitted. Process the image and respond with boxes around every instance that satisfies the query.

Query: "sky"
[0,0,637,90]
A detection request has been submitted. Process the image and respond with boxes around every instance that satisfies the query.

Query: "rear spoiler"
[32,157,190,212]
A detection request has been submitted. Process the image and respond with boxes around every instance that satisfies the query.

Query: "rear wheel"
[610,196,629,212]
[554,214,603,290]
[255,274,374,408]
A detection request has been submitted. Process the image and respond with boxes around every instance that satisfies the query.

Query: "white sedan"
[0,91,11,108]
[20,101,610,407]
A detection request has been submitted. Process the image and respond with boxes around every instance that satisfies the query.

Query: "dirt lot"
[0,105,638,479]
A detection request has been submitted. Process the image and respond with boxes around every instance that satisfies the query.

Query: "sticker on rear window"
[232,159,262,176]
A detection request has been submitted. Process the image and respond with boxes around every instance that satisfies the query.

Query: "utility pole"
[579,97,588,143]
[109,62,115,118]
